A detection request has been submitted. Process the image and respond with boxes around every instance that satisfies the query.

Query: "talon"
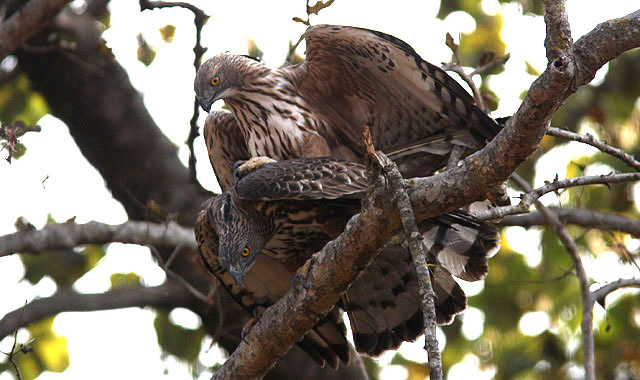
[291,272,305,287]
[292,256,317,289]
[241,317,257,341]
[233,156,277,182]
[253,306,266,319]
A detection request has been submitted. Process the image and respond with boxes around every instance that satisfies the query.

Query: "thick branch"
[572,9,640,88]
[0,0,71,60]
[499,208,640,236]
[0,220,195,258]
[0,222,197,257]
[0,279,198,340]
[211,149,401,379]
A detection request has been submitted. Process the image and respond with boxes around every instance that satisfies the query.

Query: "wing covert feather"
[235,157,368,201]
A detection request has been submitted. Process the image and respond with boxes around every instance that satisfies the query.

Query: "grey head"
[212,192,274,285]
[194,54,266,112]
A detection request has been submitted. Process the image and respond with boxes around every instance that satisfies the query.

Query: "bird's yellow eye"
[241,247,250,257]
[211,76,220,86]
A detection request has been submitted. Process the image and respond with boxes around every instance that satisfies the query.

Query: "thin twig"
[147,244,212,304]
[474,172,640,220]
[139,0,209,192]
[0,301,30,380]
[287,0,335,64]
[367,127,442,379]
[469,53,511,76]
[499,208,640,237]
[511,173,595,380]
[441,62,487,113]
[547,127,640,171]
[591,278,640,303]
[441,33,510,114]
[0,121,41,163]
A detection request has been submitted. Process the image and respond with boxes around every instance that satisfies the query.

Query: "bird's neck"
[224,72,322,160]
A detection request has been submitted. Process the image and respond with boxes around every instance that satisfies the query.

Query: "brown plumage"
[195,157,500,361]
[195,24,501,181]
[195,24,503,367]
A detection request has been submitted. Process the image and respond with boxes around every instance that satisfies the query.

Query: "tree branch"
[592,278,640,303]
[0,0,72,60]
[139,0,209,191]
[572,9,640,88]
[542,0,573,62]
[473,172,640,220]
[0,220,195,258]
[547,127,640,171]
[0,279,198,340]
[211,142,402,379]
[381,154,443,379]
[499,208,640,236]
[511,173,595,380]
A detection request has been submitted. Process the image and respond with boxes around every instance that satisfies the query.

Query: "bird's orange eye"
[211,76,220,86]
[241,247,250,257]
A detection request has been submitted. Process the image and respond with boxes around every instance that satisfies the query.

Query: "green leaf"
[154,311,206,363]
[4,316,71,380]
[246,39,264,60]
[0,74,49,126]
[19,232,106,287]
[525,60,541,76]
[137,34,156,67]
[109,272,142,290]
[159,24,176,43]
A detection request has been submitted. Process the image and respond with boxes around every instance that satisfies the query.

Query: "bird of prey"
[195,156,500,365]
[195,24,501,182]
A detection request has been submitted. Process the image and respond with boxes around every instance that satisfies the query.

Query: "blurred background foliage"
[1,0,639,379]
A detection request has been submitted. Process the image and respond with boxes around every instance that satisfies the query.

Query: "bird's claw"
[233,156,278,182]
[240,317,256,343]
[292,256,317,290]
[291,272,306,288]
[240,306,266,341]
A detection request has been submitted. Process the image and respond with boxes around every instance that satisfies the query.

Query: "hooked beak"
[230,267,244,286]
[198,96,213,113]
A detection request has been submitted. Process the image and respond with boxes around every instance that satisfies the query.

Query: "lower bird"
[195,156,500,367]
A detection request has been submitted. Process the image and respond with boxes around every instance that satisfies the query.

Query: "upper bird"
[195,24,501,185]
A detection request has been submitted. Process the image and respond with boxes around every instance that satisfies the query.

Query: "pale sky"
[1,1,639,379]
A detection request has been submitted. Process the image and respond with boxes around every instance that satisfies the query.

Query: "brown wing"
[226,156,499,355]
[234,157,368,201]
[203,110,250,192]
[344,213,498,356]
[291,24,501,177]
[194,197,351,368]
